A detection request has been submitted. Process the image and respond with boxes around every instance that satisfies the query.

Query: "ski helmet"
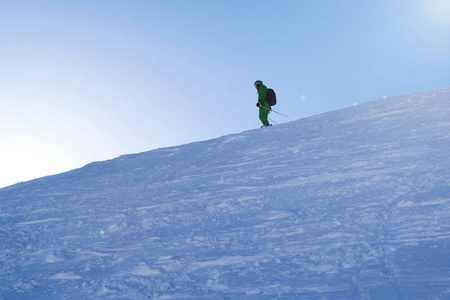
[254,80,263,87]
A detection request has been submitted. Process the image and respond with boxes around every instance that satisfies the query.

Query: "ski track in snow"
[0,88,449,299]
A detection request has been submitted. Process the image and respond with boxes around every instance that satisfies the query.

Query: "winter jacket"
[257,84,269,108]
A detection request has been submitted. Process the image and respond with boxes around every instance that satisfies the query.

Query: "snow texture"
[1,87,449,299]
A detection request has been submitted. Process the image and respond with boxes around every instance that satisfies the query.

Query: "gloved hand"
[256,102,261,107]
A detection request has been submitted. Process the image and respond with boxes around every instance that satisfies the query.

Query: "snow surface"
[0,87,449,299]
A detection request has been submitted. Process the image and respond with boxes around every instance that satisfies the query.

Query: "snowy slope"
[1,87,449,299]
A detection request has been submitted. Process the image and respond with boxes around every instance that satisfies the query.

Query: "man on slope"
[254,80,272,128]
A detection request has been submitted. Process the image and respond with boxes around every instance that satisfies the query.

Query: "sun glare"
[0,138,79,188]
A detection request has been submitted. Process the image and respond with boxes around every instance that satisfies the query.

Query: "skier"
[254,80,271,127]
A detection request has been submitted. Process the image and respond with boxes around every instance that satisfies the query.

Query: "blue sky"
[1,0,449,188]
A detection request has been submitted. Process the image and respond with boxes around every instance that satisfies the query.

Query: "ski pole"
[259,105,288,118]
[268,117,278,125]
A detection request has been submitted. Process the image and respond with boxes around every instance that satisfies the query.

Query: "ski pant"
[259,106,270,126]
